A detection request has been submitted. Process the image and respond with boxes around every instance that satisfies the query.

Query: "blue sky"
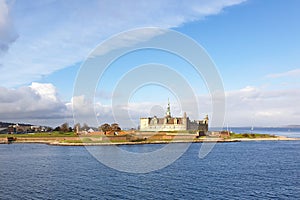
[0,0,299,127]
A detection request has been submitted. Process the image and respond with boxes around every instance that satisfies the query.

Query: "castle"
[139,100,209,132]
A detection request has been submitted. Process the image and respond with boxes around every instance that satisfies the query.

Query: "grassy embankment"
[229,132,276,139]
[0,131,76,138]
[0,131,280,144]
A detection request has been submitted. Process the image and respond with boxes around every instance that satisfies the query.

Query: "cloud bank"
[224,86,300,126]
[0,83,299,127]
[0,82,70,123]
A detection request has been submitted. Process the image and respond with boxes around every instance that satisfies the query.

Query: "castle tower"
[204,114,209,124]
[182,112,188,129]
[165,98,171,118]
[183,112,187,119]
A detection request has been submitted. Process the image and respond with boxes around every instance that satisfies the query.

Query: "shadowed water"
[0,141,299,199]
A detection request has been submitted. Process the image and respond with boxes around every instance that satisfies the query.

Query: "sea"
[0,140,299,199]
[213,127,300,138]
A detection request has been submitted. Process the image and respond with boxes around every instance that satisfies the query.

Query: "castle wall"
[187,120,199,130]
[140,118,150,130]
[140,124,187,132]
[139,103,208,132]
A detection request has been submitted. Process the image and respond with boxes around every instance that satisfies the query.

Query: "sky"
[0,0,299,128]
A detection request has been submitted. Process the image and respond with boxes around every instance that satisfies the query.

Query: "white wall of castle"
[140,123,188,131]
[140,117,203,131]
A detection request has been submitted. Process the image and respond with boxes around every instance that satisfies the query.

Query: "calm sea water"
[0,142,299,199]
[214,127,300,138]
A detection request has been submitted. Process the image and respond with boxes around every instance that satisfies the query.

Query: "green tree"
[111,123,121,131]
[99,123,111,134]
[54,126,61,132]
[60,122,69,132]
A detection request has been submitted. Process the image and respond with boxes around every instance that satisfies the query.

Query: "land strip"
[0,131,299,146]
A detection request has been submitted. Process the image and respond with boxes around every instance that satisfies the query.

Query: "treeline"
[53,123,73,132]
[53,122,121,133]
[98,123,121,133]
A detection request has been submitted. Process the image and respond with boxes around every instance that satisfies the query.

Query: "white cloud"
[29,82,58,102]
[224,86,300,126]
[266,68,300,79]
[1,82,299,128]
[83,85,300,128]
[0,0,9,27]
[0,0,18,54]
[0,82,70,123]
[0,0,246,87]
[91,28,167,57]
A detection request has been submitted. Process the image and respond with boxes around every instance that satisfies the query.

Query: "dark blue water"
[0,142,299,199]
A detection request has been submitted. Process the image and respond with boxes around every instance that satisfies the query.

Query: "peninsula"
[0,130,298,146]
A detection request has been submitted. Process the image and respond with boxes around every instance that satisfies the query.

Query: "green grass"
[110,140,128,143]
[230,132,276,139]
[61,138,101,143]
[0,131,76,138]
[61,137,127,144]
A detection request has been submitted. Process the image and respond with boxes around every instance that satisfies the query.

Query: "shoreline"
[1,136,299,146]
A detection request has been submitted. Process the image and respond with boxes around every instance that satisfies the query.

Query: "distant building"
[0,127,8,134]
[209,131,230,138]
[139,100,209,132]
[5,124,50,134]
[87,128,95,133]
[8,124,26,134]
